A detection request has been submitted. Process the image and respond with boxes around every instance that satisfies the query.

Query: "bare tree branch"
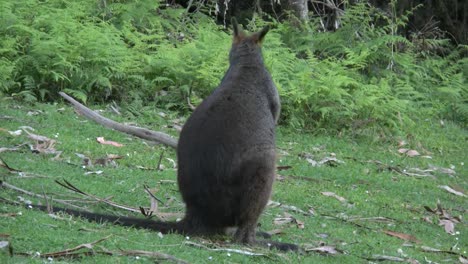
[59,92,178,149]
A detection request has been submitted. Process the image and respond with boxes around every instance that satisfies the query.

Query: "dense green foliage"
[1,0,466,131]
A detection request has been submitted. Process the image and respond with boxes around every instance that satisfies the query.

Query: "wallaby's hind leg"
[233,149,276,245]
[233,149,300,252]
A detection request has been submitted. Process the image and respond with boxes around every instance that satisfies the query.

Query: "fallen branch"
[420,245,467,258]
[0,157,21,172]
[99,247,190,264]
[59,92,178,149]
[41,235,111,258]
[184,241,266,256]
[55,180,183,220]
[55,180,141,213]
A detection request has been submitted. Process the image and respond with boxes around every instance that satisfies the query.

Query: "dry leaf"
[421,216,433,224]
[8,130,22,136]
[296,219,305,229]
[398,149,420,157]
[0,241,9,249]
[438,185,466,197]
[383,230,420,243]
[321,192,347,203]
[397,140,407,147]
[22,129,61,156]
[268,200,309,215]
[96,137,124,147]
[273,216,294,226]
[406,150,420,157]
[425,200,461,235]
[305,245,341,255]
[273,212,304,229]
[438,219,455,234]
[305,154,344,167]
[306,158,318,167]
[398,148,409,154]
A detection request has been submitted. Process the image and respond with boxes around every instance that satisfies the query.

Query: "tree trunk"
[287,0,308,21]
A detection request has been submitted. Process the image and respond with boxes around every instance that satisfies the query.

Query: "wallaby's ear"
[254,25,270,44]
[232,17,240,37]
[231,17,245,43]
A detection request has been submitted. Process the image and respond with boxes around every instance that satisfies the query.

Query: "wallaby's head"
[229,18,270,64]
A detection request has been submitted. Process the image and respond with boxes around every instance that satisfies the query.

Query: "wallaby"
[16,19,298,252]
[176,19,286,248]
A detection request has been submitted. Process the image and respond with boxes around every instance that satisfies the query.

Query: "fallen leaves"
[304,245,342,255]
[76,153,123,168]
[300,150,345,167]
[398,148,421,157]
[268,200,310,215]
[22,128,62,158]
[273,212,305,229]
[424,201,462,235]
[0,234,12,256]
[383,230,420,243]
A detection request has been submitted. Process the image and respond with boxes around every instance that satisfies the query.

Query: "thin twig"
[157,150,165,171]
[55,180,142,213]
[143,185,164,204]
[321,213,374,231]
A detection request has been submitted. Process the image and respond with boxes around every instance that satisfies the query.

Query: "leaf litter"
[273,212,305,229]
[423,200,462,235]
[21,127,62,158]
[383,230,420,243]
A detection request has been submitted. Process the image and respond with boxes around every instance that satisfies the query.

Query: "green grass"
[0,100,466,263]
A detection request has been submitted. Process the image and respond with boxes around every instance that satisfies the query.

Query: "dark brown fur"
[23,19,298,252]
[176,19,287,248]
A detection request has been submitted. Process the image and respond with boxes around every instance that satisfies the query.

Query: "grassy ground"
[0,101,466,263]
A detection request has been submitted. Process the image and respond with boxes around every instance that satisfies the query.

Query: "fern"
[0,0,465,131]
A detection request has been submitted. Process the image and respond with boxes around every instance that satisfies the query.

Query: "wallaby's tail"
[27,204,184,234]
